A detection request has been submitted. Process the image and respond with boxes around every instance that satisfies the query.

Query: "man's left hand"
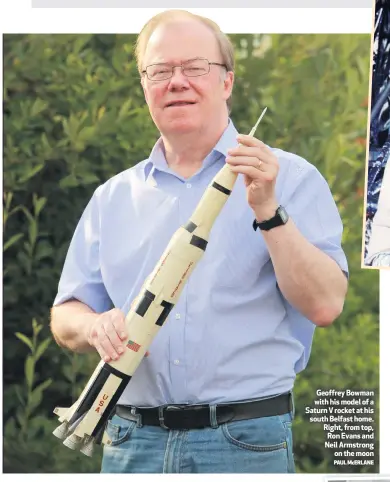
[226,134,279,221]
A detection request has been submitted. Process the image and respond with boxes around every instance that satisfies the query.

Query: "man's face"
[141,19,234,136]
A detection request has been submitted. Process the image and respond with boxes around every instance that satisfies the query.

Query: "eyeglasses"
[142,57,228,81]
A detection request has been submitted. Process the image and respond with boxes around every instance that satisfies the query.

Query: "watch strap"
[253,206,289,231]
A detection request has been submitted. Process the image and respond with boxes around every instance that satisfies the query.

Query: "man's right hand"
[85,308,128,362]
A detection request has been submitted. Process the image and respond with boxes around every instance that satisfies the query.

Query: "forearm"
[259,216,347,326]
[50,300,99,353]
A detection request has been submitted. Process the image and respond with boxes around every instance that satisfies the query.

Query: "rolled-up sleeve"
[279,157,348,276]
[53,187,112,313]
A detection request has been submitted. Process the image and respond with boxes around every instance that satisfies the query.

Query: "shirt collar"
[144,118,239,182]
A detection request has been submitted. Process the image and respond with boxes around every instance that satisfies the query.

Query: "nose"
[168,66,190,90]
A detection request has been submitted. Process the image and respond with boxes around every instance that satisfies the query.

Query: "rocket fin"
[53,406,69,418]
[101,429,112,447]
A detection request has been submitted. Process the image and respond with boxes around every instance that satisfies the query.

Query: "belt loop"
[158,406,169,430]
[131,406,143,428]
[290,392,295,419]
[209,404,218,429]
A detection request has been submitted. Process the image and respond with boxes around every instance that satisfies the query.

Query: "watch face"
[278,207,289,223]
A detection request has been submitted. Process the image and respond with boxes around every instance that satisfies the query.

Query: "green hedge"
[3,33,378,473]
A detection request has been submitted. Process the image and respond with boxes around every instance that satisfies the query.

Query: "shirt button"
[175,313,181,320]
[174,359,180,365]
[186,183,192,189]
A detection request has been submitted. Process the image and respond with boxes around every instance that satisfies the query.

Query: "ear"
[222,70,234,101]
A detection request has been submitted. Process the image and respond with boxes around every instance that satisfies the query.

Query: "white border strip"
[2,8,372,34]
[31,0,372,7]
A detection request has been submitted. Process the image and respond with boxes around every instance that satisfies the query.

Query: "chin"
[161,117,200,135]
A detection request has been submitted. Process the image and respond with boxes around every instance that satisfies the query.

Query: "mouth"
[165,101,196,108]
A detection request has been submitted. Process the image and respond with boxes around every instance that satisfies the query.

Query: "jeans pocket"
[221,416,288,452]
[106,414,137,447]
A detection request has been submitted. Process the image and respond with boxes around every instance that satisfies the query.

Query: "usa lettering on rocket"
[52,108,267,457]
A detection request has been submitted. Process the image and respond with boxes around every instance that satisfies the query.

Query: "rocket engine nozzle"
[63,433,83,450]
[52,421,70,440]
[80,437,95,457]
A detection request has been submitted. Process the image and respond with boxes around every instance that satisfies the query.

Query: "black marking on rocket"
[68,364,131,425]
[212,182,231,196]
[93,424,106,445]
[184,221,197,233]
[190,235,208,251]
[135,290,156,317]
[91,376,130,439]
[156,300,174,327]
[105,364,132,382]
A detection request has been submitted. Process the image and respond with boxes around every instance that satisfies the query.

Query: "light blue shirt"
[54,120,348,407]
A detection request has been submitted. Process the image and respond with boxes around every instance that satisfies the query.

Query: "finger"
[103,319,125,358]
[228,164,276,182]
[226,155,265,170]
[237,134,269,147]
[110,309,128,341]
[227,145,277,166]
[144,351,150,358]
[97,326,121,361]
[95,344,111,363]
[89,327,111,362]
[87,321,113,362]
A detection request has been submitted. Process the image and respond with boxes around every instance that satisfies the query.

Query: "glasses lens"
[182,59,209,77]
[147,64,172,81]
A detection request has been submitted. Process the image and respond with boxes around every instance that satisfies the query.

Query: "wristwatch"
[252,205,289,231]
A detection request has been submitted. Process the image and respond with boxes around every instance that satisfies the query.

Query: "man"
[50,10,348,474]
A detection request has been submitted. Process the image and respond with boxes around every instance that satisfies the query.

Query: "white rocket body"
[53,109,267,456]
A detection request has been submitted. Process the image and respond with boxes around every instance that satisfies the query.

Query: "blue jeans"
[101,410,295,473]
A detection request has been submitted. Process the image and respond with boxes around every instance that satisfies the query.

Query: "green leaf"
[32,318,43,337]
[18,164,45,184]
[4,233,24,252]
[35,338,51,361]
[30,98,48,117]
[28,218,38,247]
[20,206,34,224]
[4,191,13,210]
[33,195,46,217]
[15,386,26,406]
[4,417,17,437]
[17,250,31,275]
[29,379,52,412]
[79,173,99,184]
[62,364,74,383]
[15,332,33,352]
[78,126,96,143]
[35,241,53,261]
[118,99,132,119]
[41,132,51,150]
[9,205,23,217]
[34,378,52,394]
[24,355,35,389]
[59,174,79,189]
[15,410,25,428]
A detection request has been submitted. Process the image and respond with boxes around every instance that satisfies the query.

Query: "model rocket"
[52,108,267,456]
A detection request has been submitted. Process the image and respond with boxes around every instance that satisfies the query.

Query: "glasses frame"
[141,57,228,82]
